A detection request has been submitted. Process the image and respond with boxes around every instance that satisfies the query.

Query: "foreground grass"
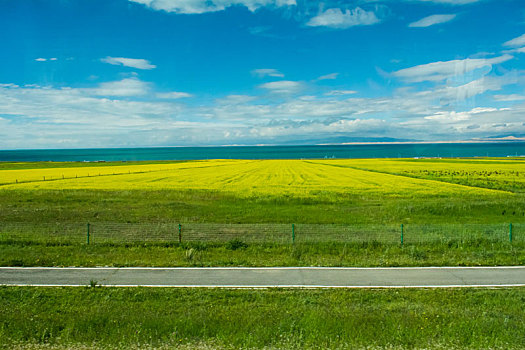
[2,241,525,267]
[1,287,525,349]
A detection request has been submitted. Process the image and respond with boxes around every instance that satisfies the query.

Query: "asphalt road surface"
[1,266,524,288]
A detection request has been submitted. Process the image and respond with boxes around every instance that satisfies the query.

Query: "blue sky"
[1,0,524,148]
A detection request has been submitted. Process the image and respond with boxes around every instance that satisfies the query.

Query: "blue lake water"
[1,143,525,162]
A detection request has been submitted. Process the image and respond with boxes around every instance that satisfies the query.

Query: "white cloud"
[1,59,523,148]
[493,94,525,102]
[216,95,256,104]
[317,73,339,80]
[408,14,456,28]
[101,56,156,70]
[422,107,506,123]
[252,68,284,78]
[87,78,150,97]
[424,111,519,140]
[306,7,380,29]
[325,90,357,96]
[156,92,193,99]
[416,75,512,105]
[503,33,525,48]
[2,77,525,148]
[392,55,513,83]
[129,0,296,14]
[503,47,525,54]
[469,107,498,114]
[259,80,303,93]
[0,85,177,124]
[0,81,198,148]
[424,110,471,121]
[35,57,59,62]
[247,118,390,140]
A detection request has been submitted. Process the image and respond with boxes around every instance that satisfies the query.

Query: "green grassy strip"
[1,189,524,224]
[1,287,525,349]
[2,241,525,267]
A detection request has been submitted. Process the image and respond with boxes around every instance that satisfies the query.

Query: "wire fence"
[0,222,523,245]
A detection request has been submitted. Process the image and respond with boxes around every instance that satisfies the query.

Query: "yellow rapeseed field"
[0,159,510,198]
[308,158,525,191]
[308,158,525,175]
[0,160,245,185]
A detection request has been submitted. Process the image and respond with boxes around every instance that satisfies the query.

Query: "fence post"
[178,224,182,243]
[509,223,513,243]
[87,223,90,244]
[400,224,404,246]
[292,224,295,244]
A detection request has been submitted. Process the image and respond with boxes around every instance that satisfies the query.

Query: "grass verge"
[1,286,525,349]
[2,241,525,267]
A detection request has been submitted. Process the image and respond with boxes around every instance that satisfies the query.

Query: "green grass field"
[1,287,525,349]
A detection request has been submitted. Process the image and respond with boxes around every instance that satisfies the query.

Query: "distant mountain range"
[474,134,525,142]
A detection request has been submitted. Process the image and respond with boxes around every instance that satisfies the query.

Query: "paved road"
[1,267,525,288]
